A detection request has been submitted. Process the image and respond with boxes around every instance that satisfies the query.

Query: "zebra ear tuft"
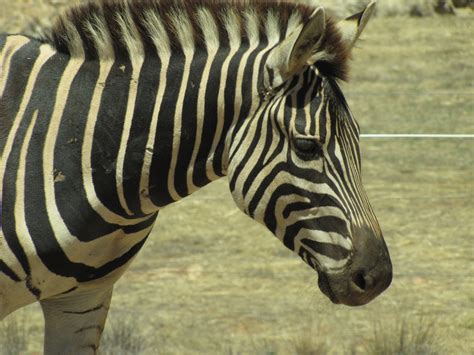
[336,1,377,49]
[264,7,326,89]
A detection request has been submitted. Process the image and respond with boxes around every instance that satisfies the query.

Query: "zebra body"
[0,1,391,353]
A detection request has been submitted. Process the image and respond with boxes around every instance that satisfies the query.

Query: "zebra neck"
[133,43,268,213]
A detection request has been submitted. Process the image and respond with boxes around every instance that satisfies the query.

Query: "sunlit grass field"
[1,5,473,355]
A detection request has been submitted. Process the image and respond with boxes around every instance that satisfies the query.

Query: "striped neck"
[138,37,272,212]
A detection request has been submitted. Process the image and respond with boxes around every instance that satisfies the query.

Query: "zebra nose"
[317,258,392,306]
[349,261,392,300]
[346,225,392,302]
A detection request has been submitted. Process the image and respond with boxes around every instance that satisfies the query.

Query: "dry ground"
[1,1,473,354]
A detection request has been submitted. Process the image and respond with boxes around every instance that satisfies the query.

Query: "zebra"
[0,0,392,353]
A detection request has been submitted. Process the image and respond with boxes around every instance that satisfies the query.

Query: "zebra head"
[227,2,392,306]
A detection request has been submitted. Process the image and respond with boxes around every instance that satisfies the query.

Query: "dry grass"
[319,0,472,17]
[292,337,329,355]
[0,314,28,355]
[366,318,440,355]
[100,315,149,355]
[0,314,443,355]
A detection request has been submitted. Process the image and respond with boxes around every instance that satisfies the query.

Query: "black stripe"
[26,275,41,299]
[229,103,266,193]
[59,286,78,295]
[0,260,21,282]
[212,43,250,172]
[284,216,349,251]
[122,55,162,215]
[0,39,38,155]
[258,98,287,165]
[309,73,322,136]
[301,238,350,260]
[91,57,132,217]
[75,325,103,334]
[63,304,104,315]
[294,71,313,135]
[298,247,316,269]
[54,59,121,241]
[173,51,206,196]
[318,96,328,142]
[241,110,274,197]
[261,181,341,233]
[2,127,32,277]
[193,45,231,185]
[239,91,289,201]
[282,194,342,219]
[121,212,157,234]
[149,52,185,207]
[325,134,360,217]
[227,45,266,165]
[229,38,268,144]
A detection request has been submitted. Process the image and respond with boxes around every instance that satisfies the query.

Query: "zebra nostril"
[352,271,369,291]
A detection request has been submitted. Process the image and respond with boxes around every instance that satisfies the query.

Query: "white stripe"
[15,110,77,298]
[361,134,474,138]
[0,36,30,98]
[205,9,241,179]
[115,5,146,216]
[167,52,194,202]
[166,12,195,201]
[115,58,144,216]
[0,229,27,283]
[139,11,171,213]
[224,10,261,170]
[0,45,56,201]
[189,8,220,188]
[293,232,349,271]
[43,56,94,263]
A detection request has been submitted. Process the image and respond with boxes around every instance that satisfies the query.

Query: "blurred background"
[0,0,473,354]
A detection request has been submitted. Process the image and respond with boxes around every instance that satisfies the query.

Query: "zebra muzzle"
[317,233,392,306]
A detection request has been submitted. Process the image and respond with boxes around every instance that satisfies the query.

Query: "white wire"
[360,134,474,138]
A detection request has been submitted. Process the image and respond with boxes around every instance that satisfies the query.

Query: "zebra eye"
[293,138,323,160]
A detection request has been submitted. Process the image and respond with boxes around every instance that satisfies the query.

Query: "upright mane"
[41,0,350,80]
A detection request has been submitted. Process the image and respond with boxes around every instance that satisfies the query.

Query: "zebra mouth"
[317,273,340,304]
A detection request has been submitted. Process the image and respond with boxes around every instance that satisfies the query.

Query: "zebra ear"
[336,1,377,49]
[264,7,326,90]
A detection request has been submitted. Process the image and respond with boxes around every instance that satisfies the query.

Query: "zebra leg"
[40,287,113,355]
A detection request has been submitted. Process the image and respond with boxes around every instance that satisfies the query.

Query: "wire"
[361,134,474,138]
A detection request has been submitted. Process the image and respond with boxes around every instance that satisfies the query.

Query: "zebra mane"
[43,0,350,80]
